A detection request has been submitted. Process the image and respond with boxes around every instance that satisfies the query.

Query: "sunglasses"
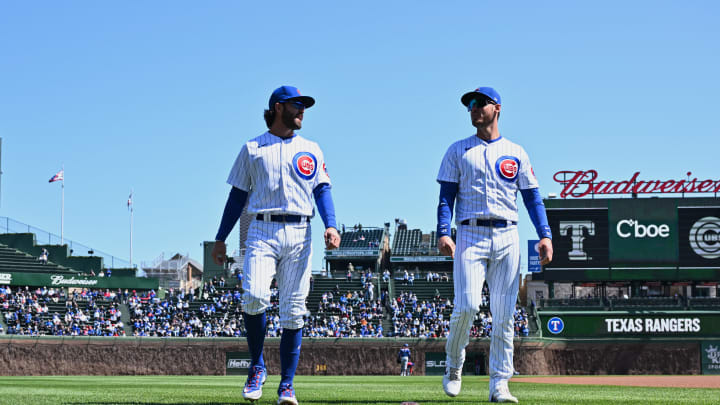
[467,98,496,111]
[283,101,306,110]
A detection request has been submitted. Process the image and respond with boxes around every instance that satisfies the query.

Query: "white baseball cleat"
[277,383,298,405]
[242,366,267,401]
[490,384,518,403]
[442,367,462,397]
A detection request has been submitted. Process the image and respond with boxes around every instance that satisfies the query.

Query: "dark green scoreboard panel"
[543,198,720,281]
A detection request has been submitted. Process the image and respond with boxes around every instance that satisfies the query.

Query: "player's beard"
[281,108,302,130]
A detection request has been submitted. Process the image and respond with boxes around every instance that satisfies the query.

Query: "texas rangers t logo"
[293,152,317,180]
[495,156,520,181]
[547,317,564,334]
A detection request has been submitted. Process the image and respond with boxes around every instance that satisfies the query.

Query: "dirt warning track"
[515,375,720,389]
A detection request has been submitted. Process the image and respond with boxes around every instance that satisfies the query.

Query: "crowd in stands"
[306,286,384,337]
[130,277,248,337]
[389,285,529,339]
[468,305,529,338]
[390,291,451,338]
[1,285,126,336]
[0,277,532,339]
[395,269,450,286]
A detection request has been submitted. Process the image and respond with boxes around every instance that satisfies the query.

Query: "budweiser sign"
[50,275,99,286]
[554,171,720,198]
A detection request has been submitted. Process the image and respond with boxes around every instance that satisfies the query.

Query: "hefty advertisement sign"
[225,352,252,376]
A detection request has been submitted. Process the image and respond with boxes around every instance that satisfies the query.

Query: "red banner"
[553,171,720,198]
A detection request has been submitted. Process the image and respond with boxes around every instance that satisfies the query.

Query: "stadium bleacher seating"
[689,297,720,310]
[0,244,74,274]
[1,285,126,336]
[538,297,605,310]
[392,229,423,255]
[609,296,683,310]
[338,229,383,249]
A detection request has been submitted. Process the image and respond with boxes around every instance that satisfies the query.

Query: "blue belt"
[256,214,310,223]
[460,219,517,227]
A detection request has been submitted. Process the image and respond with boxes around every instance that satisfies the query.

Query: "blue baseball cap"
[461,87,501,107]
[269,85,315,110]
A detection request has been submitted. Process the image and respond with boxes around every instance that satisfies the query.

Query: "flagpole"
[130,189,133,269]
[61,165,64,245]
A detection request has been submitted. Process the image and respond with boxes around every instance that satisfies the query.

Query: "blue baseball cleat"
[242,365,267,401]
[277,383,298,405]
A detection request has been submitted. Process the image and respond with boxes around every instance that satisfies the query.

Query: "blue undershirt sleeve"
[313,183,337,229]
[437,181,458,238]
[520,188,552,240]
[215,187,248,242]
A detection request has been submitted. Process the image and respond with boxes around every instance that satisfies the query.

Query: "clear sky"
[1,2,718,272]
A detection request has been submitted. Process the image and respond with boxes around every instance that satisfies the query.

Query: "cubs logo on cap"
[495,156,520,181]
[293,152,317,180]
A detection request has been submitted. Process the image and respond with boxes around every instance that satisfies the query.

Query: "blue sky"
[1,2,718,272]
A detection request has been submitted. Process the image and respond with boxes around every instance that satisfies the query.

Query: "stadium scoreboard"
[543,197,720,281]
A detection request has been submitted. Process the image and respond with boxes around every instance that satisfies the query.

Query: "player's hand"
[538,238,553,265]
[211,240,227,266]
[438,236,455,258]
[325,227,341,250]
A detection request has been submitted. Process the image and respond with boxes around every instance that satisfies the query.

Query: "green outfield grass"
[0,375,717,405]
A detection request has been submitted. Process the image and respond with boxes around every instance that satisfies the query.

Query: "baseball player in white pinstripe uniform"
[436,87,553,403]
[211,85,340,405]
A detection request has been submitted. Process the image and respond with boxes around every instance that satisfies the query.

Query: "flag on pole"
[48,170,64,183]
[127,191,133,210]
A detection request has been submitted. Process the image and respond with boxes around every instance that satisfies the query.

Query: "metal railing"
[0,216,132,269]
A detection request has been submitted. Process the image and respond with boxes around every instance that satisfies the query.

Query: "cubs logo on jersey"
[495,156,520,182]
[293,152,317,180]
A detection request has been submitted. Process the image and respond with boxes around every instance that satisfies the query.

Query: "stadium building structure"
[140,252,202,291]
[323,224,390,277]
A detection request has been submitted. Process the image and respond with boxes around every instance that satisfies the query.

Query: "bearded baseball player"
[211,85,341,405]
[436,87,553,403]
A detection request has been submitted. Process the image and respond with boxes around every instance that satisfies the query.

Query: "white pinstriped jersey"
[227,131,331,217]
[437,135,538,223]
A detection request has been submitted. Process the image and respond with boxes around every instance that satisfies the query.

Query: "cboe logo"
[616,219,670,239]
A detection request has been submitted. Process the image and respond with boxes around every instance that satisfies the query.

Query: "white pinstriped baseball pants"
[445,224,520,387]
[242,219,312,329]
